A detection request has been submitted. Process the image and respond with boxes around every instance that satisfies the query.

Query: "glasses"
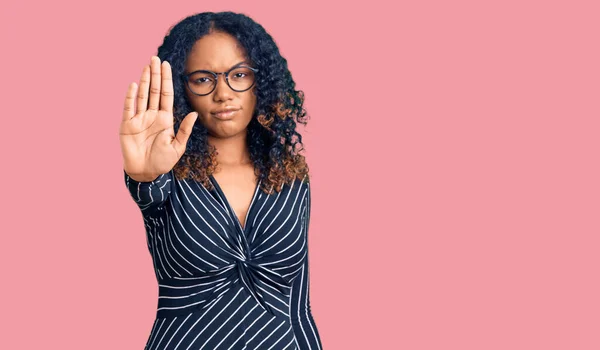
[183,63,259,96]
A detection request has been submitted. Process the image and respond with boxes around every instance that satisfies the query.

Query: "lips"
[211,108,240,120]
[212,109,239,120]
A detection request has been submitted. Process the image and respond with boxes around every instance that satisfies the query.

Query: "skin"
[184,31,259,229]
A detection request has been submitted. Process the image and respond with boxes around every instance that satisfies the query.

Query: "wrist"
[124,170,159,183]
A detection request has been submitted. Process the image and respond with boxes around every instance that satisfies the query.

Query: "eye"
[190,76,214,85]
[230,67,253,81]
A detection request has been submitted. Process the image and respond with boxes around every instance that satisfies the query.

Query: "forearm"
[290,258,323,349]
[291,308,322,349]
[123,169,174,215]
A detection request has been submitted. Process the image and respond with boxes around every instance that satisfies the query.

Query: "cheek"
[244,95,257,114]
[186,97,211,117]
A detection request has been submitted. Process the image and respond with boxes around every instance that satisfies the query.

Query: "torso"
[211,163,259,229]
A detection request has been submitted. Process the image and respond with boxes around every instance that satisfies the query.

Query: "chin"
[208,124,249,138]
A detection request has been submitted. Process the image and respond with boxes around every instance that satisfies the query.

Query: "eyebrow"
[191,61,249,73]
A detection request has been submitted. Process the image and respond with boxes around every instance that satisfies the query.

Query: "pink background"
[2,0,599,348]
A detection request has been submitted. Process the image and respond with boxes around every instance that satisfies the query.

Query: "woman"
[119,11,323,350]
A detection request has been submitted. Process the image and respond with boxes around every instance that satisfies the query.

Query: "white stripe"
[147,318,165,349]
[151,317,176,350]
[181,288,248,349]
[172,288,242,349]
[254,319,286,348]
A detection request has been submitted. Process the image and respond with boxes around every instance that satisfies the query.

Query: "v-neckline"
[209,174,261,231]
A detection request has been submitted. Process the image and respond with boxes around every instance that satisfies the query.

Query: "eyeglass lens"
[187,67,255,95]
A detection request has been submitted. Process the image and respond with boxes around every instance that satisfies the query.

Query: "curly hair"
[156,11,310,194]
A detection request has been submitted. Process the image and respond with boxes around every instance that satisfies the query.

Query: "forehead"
[185,32,248,71]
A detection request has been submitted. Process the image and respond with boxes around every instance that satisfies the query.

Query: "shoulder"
[292,173,310,192]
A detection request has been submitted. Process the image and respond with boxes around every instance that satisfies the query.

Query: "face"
[184,31,257,139]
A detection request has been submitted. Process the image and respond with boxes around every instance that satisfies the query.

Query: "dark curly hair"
[156,11,310,194]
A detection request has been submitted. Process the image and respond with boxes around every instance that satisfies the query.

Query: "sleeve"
[123,169,175,216]
[289,183,323,349]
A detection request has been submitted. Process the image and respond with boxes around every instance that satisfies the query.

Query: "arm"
[123,169,174,216]
[290,256,323,349]
[290,183,323,349]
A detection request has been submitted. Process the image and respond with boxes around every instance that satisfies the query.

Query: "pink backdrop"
[2,0,599,348]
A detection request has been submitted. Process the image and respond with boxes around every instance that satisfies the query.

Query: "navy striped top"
[124,169,323,349]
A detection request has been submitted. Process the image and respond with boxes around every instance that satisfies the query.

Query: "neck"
[208,131,252,166]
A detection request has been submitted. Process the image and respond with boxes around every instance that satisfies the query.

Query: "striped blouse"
[123,169,323,349]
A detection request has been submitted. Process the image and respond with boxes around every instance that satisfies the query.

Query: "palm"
[120,109,177,175]
[120,57,197,181]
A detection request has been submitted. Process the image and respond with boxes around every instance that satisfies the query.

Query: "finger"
[160,61,174,113]
[148,56,161,111]
[173,112,198,155]
[122,82,138,121]
[136,65,150,114]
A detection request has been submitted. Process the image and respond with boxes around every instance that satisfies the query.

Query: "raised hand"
[120,56,198,182]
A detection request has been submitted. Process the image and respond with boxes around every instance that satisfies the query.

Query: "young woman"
[119,11,323,350]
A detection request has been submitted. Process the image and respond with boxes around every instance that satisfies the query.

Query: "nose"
[212,72,234,102]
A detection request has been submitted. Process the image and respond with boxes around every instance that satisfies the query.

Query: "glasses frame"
[183,63,259,96]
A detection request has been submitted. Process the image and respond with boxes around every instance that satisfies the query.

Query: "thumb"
[173,111,198,155]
